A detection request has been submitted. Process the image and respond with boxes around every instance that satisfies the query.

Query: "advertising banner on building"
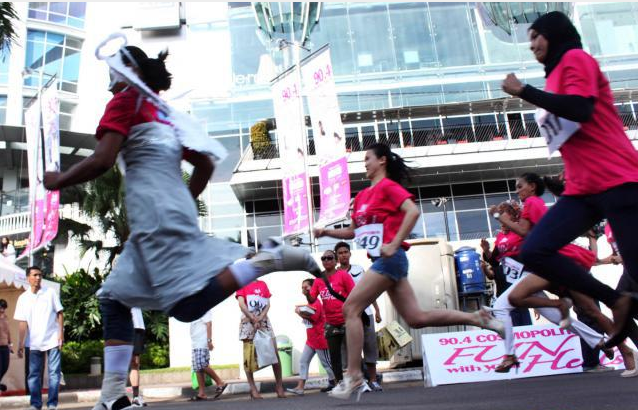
[301,47,350,226]
[40,83,61,244]
[421,325,624,387]
[22,99,45,257]
[271,68,310,236]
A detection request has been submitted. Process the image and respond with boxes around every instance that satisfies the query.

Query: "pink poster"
[40,82,61,243]
[301,47,350,226]
[282,172,310,236]
[318,157,350,224]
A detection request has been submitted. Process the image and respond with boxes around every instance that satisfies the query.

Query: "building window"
[24,30,82,93]
[0,96,7,124]
[28,2,86,29]
[0,49,9,85]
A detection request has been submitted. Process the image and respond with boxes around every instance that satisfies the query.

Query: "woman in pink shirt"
[315,143,504,400]
[502,11,638,348]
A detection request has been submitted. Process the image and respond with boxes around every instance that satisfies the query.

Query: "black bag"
[321,273,371,327]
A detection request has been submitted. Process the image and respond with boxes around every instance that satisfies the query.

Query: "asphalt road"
[67,370,638,410]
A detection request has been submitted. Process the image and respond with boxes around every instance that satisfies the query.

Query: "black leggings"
[521,183,638,307]
[326,327,346,382]
[616,270,638,347]
[0,346,9,384]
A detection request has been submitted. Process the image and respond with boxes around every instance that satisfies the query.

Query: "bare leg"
[203,367,224,386]
[196,371,207,398]
[129,355,140,397]
[270,339,286,398]
[508,274,570,318]
[245,371,261,399]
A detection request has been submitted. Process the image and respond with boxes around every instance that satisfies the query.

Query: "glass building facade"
[188,2,638,249]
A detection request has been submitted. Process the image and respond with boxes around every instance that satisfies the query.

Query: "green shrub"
[62,340,104,374]
[140,343,169,369]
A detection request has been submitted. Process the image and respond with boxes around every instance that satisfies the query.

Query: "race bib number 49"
[355,223,383,257]
[535,108,580,157]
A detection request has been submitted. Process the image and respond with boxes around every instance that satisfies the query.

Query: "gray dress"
[98,121,248,312]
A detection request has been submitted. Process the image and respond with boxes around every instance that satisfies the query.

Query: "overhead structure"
[480,2,573,35]
[252,2,321,50]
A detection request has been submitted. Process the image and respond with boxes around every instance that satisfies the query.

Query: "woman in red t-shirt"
[492,173,635,372]
[287,279,336,395]
[501,11,638,348]
[307,250,355,385]
[314,143,505,399]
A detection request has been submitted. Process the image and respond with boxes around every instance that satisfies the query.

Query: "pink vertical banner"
[272,67,310,236]
[40,82,61,243]
[318,157,350,223]
[301,47,350,226]
[282,172,310,236]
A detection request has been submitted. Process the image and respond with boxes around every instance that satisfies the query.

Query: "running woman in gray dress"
[44,45,319,410]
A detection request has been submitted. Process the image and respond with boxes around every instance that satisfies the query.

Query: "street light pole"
[432,197,450,242]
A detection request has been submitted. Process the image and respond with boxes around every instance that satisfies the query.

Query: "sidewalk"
[0,368,423,409]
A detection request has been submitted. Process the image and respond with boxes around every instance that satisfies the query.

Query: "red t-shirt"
[235,280,271,316]
[309,270,355,326]
[545,49,638,195]
[522,195,596,270]
[352,178,415,250]
[494,230,524,262]
[303,299,328,350]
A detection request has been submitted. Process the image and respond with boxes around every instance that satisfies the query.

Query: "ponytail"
[543,175,565,197]
[122,46,172,92]
[368,143,412,184]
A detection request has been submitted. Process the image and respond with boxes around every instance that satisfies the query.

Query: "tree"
[0,2,18,54]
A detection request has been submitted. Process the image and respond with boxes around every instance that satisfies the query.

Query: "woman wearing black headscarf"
[499,11,638,348]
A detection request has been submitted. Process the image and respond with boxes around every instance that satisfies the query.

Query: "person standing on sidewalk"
[14,267,64,410]
[0,299,13,392]
[129,308,146,406]
[287,279,336,395]
[189,310,227,401]
[334,242,383,392]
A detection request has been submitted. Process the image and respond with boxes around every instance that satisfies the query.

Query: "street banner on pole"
[22,98,45,257]
[40,82,61,244]
[271,68,310,236]
[301,47,350,226]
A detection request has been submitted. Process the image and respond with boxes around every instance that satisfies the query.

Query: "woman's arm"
[314,220,356,240]
[44,132,125,190]
[257,300,270,322]
[381,199,420,258]
[184,150,214,199]
[496,213,532,237]
[237,296,256,322]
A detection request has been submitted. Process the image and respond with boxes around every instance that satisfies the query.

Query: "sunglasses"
[321,256,335,261]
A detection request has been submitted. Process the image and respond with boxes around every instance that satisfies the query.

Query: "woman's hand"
[488,205,499,216]
[313,227,325,238]
[480,238,490,253]
[380,242,399,258]
[44,172,62,190]
[502,73,525,97]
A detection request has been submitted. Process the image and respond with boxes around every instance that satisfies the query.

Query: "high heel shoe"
[558,298,573,329]
[495,355,520,374]
[475,306,506,339]
[329,375,370,401]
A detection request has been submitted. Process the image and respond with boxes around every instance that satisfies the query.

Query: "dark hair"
[0,299,7,309]
[302,278,314,287]
[529,11,582,78]
[26,266,42,277]
[543,175,565,197]
[323,249,336,257]
[122,46,172,92]
[334,241,350,253]
[519,172,545,196]
[367,143,411,183]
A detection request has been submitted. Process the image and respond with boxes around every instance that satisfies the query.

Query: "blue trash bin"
[454,246,485,293]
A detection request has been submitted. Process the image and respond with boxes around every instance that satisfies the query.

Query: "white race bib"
[535,108,580,157]
[501,257,528,284]
[355,223,383,257]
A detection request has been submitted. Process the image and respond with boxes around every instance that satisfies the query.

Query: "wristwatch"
[207,338,212,342]
[492,212,501,220]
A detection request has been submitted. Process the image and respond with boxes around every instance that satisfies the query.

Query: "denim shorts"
[370,248,409,282]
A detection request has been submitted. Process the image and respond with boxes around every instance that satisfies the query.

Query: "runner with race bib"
[314,143,505,400]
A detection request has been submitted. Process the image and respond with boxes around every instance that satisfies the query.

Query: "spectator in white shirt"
[129,308,146,407]
[14,266,64,410]
[1,237,16,264]
[189,311,227,401]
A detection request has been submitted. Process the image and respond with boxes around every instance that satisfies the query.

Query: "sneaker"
[47,407,57,410]
[329,376,369,401]
[285,388,304,396]
[320,380,336,393]
[251,237,321,277]
[368,381,383,392]
[131,396,147,407]
[91,396,133,410]
[583,364,614,373]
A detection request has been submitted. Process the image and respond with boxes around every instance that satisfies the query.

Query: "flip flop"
[189,395,208,401]
[214,384,228,398]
